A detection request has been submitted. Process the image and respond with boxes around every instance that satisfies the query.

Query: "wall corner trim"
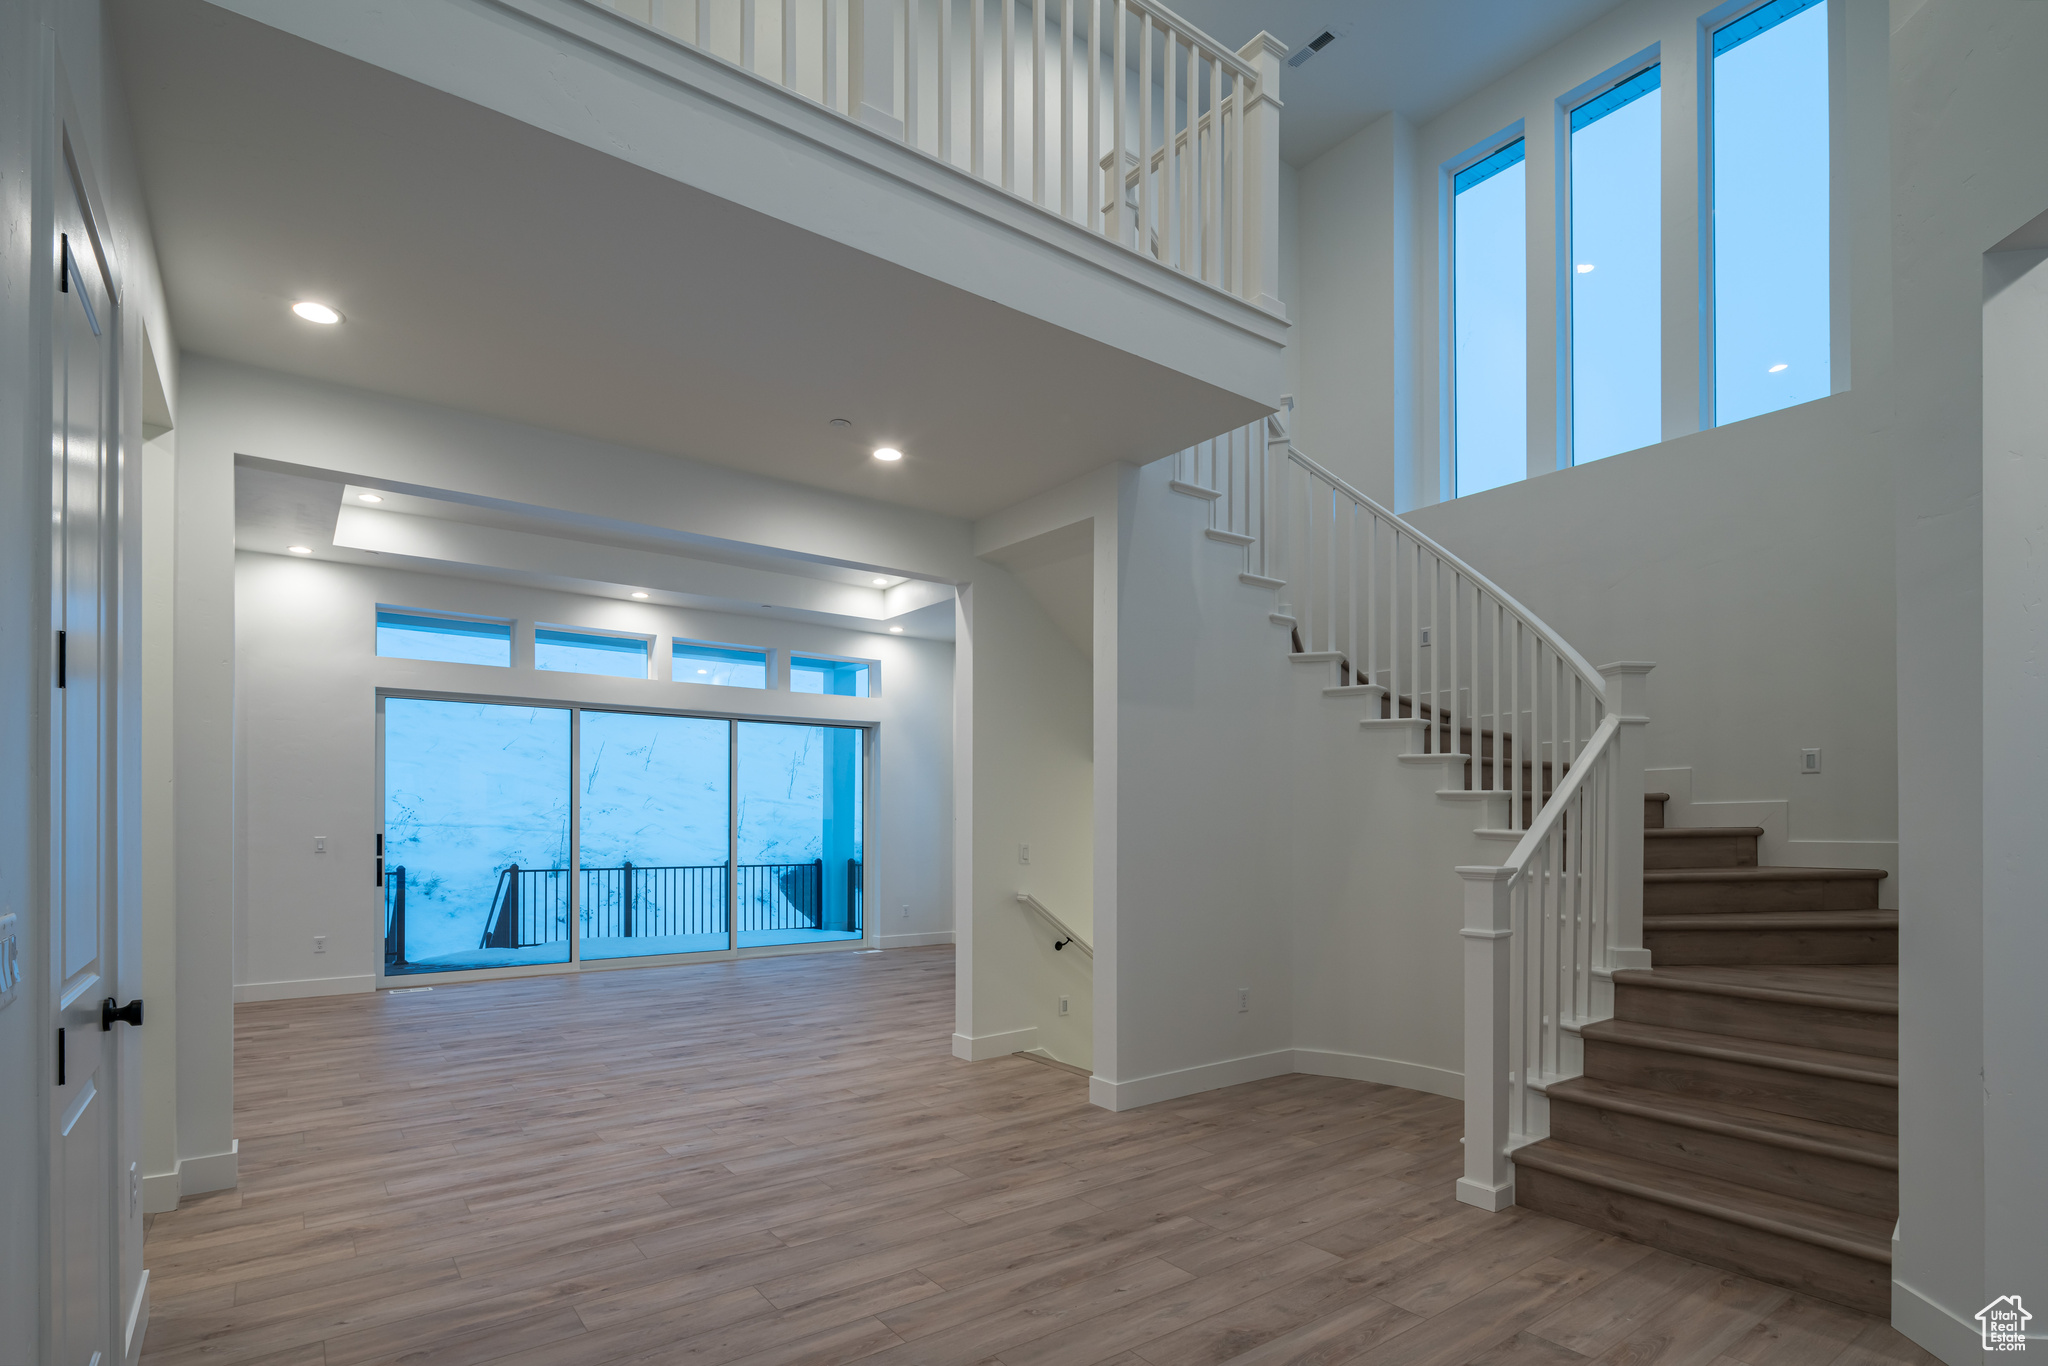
[1892,1276,1998,1366]
[952,1027,1038,1061]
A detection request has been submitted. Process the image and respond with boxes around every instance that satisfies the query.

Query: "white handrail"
[1282,447,1607,704]
[597,0,1284,309]
[1016,892,1092,958]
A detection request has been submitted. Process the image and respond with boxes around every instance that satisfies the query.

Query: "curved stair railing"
[1168,409,1650,1213]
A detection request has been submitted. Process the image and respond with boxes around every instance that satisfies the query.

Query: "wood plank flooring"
[140,947,1938,1366]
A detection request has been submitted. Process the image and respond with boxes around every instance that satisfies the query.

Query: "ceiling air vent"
[1287,30,1338,68]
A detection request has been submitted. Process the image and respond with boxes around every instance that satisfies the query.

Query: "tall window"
[1570,66,1662,463]
[1712,0,1830,424]
[1452,138,1528,498]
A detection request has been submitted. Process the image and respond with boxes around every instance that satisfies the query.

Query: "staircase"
[1164,415,1898,1316]
[1512,794,1898,1315]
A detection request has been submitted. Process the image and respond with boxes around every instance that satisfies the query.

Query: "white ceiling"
[1170,0,1630,166]
[116,0,1260,522]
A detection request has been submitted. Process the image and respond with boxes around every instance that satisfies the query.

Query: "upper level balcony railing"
[599,0,1285,313]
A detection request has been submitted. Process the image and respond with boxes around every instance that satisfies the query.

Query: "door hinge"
[56,630,66,688]
[59,233,68,293]
[57,1027,66,1086]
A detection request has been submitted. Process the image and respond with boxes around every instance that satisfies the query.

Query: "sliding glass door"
[578,711,730,961]
[383,698,573,976]
[381,696,866,978]
[736,722,865,948]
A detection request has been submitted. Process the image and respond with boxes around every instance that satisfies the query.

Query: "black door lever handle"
[101,997,144,1031]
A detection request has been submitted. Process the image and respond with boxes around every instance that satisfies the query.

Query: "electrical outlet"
[1018,844,1030,865]
[314,835,328,854]
[1058,995,1070,1017]
[1801,748,1822,775]
[900,903,910,920]
[314,935,327,954]
[1237,987,1250,1013]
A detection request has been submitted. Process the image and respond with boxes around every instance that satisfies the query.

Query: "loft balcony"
[127,0,1290,519]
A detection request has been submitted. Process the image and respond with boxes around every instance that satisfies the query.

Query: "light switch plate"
[0,913,19,1012]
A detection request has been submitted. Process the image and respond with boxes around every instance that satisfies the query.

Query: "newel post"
[1234,31,1286,314]
[1456,864,1516,1211]
[1599,663,1655,972]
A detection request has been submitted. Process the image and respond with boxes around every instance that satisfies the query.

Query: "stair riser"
[1645,879,1882,915]
[1645,836,1758,870]
[1645,797,1666,830]
[1615,986,1897,1060]
[1644,926,1898,967]
[1584,1037,1896,1134]
[1547,1098,1898,1222]
[1514,1166,1889,1316]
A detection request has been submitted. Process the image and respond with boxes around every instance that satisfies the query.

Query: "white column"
[1456,865,1515,1211]
[1234,31,1287,314]
[1598,662,1654,971]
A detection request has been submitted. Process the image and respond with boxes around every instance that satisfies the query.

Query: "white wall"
[1889,2,2048,1356]
[1096,459,1297,1108]
[232,554,956,998]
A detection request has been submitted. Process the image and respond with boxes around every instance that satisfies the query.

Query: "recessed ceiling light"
[873,577,891,586]
[1769,363,1789,373]
[630,591,649,599]
[291,301,342,325]
[872,447,903,462]
[829,418,852,429]
[1576,263,1594,274]
[889,626,905,634]
[287,545,313,555]
[357,493,383,503]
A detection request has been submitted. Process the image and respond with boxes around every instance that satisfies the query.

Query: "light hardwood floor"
[141,947,1939,1366]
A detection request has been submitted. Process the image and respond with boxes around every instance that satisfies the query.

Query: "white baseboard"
[952,1027,1037,1061]
[234,974,375,1003]
[881,932,955,948]
[1294,1048,1463,1100]
[1087,1049,1297,1112]
[1892,1276,1995,1365]
[140,1170,182,1215]
[176,1140,239,1196]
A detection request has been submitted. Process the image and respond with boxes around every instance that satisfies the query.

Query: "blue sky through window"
[376,609,511,666]
[1453,139,1528,498]
[791,656,870,697]
[535,627,650,679]
[675,640,769,688]
[1713,0,1830,424]
[1571,67,1662,464]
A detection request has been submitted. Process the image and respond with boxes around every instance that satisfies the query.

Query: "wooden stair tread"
[1646,865,1888,884]
[1512,1139,1893,1264]
[1613,964,1898,1014]
[1644,911,1897,930]
[1546,1076,1898,1170]
[1646,825,1766,840]
[1582,1018,1898,1086]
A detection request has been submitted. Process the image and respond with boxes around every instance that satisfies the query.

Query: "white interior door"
[50,172,116,1366]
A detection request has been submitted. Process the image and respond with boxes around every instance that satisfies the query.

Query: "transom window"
[535,626,650,679]
[375,608,512,666]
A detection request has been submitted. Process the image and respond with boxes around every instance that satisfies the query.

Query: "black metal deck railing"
[474,860,864,949]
